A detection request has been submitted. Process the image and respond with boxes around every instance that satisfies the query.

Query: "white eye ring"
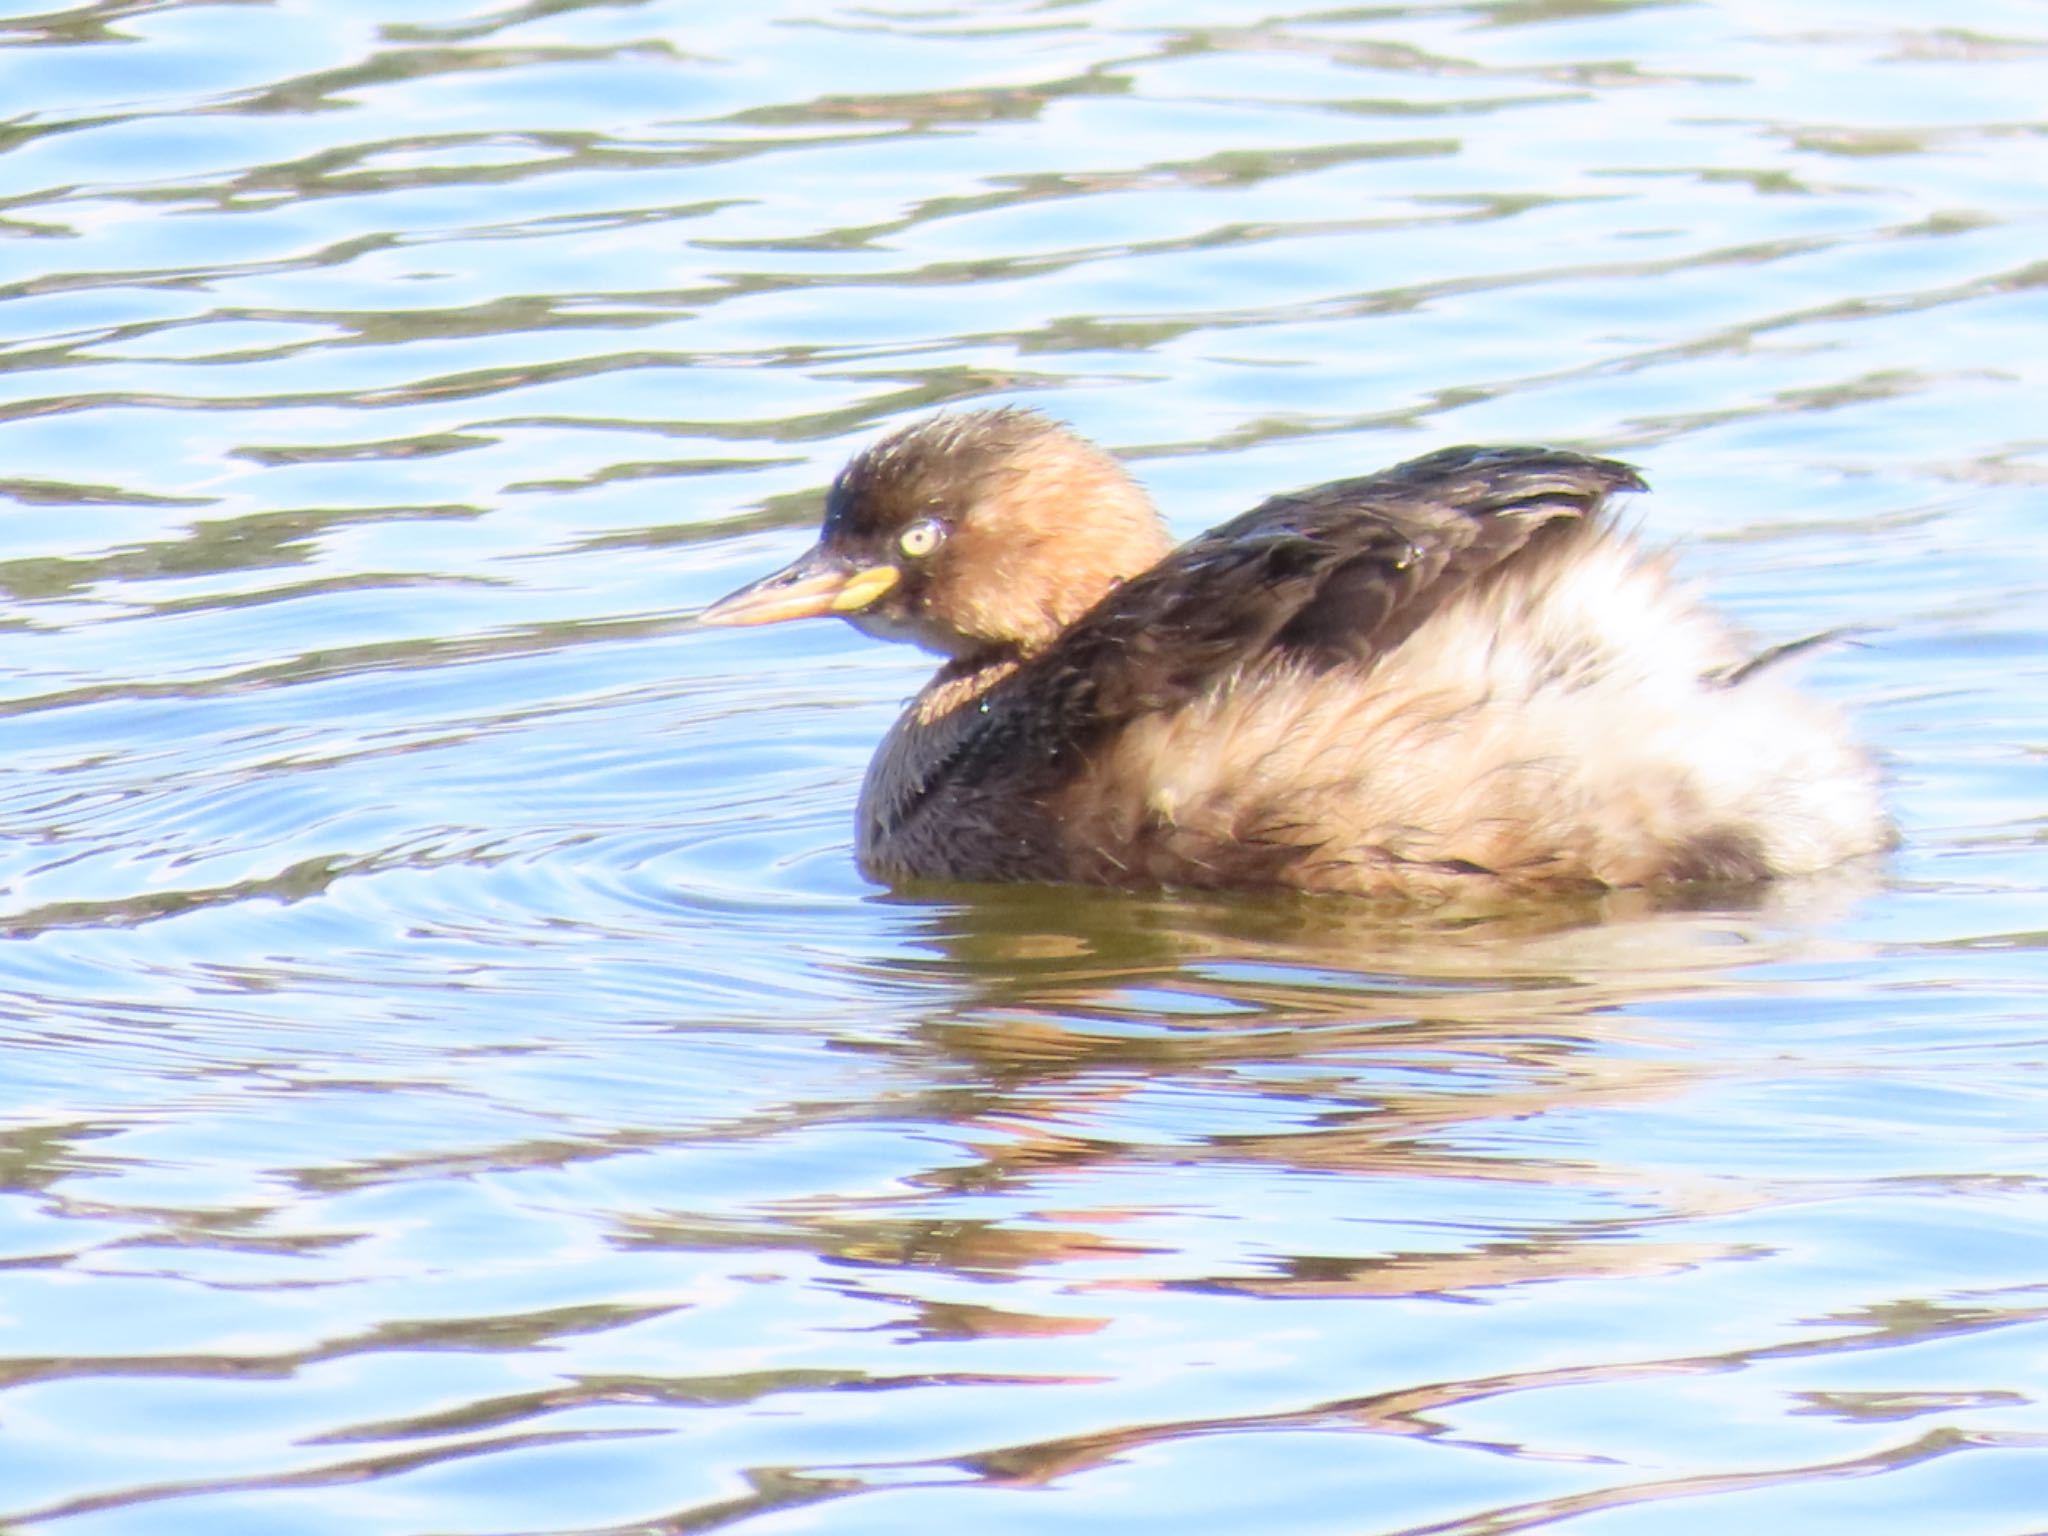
[897,517,946,559]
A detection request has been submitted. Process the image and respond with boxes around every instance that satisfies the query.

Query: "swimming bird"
[701,408,1889,901]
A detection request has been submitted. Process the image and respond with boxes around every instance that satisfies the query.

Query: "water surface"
[2,2,2046,1532]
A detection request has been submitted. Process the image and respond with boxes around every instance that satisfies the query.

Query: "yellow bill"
[699,545,901,627]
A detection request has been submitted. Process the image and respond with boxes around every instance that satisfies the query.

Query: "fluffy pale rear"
[1058,529,1886,898]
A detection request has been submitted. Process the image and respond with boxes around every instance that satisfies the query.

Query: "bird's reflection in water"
[786,866,1883,1299]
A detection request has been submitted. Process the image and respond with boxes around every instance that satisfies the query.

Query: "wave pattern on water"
[1,2,2046,1533]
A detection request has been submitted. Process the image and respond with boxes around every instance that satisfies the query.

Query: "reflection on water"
[3,1,2047,1532]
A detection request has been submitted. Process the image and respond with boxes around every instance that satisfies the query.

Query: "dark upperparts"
[699,408,1888,898]
[702,409,1640,687]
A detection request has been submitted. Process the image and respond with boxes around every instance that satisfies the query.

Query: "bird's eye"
[897,518,946,559]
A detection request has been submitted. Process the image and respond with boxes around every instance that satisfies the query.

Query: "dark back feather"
[889,445,1644,822]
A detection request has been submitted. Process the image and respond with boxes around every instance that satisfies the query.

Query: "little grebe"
[702,409,1889,900]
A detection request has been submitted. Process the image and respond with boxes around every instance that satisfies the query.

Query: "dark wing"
[977,444,1645,771]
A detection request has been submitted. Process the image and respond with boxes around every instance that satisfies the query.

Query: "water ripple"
[1,1,2046,1533]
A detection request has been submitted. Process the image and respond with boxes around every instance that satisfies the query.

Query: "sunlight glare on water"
[1,1,2046,1533]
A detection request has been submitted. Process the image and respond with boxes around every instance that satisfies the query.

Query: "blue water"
[2,2,2046,1532]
